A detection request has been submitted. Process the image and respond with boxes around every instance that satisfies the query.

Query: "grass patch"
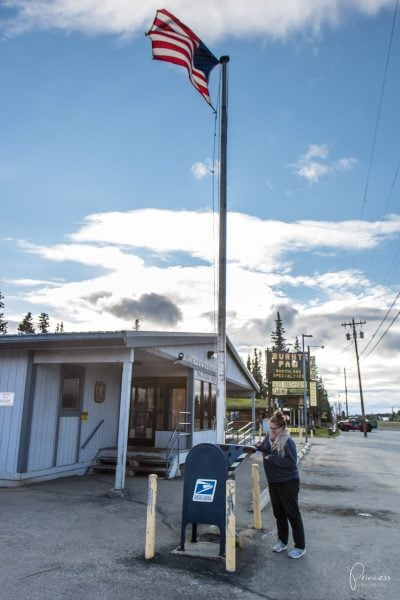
[378,421,400,429]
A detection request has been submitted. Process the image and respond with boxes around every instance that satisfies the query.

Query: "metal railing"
[165,411,191,475]
[225,420,254,445]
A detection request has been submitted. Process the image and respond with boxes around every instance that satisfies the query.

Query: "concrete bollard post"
[299,429,303,444]
[252,464,262,530]
[311,428,314,440]
[145,474,158,559]
[225,479,236,572]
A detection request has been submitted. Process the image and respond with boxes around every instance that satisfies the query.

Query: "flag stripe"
[146,9,219,105]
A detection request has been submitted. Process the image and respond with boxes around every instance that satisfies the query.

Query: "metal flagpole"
[216,56,229,443]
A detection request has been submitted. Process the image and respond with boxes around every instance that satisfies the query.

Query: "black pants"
[268,479,305,549]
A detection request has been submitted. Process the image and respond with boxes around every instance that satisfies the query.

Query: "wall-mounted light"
[207,351,217,359]
[177,352,184,361]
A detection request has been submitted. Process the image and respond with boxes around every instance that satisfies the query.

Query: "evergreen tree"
[55,321,65,333]
[270,311,287,351]
[0,291,7,335]
[248,348,266,399]
[246,353,252,372]
[18,312,35,334]
[38,312,50,333]
[293,336,301,351]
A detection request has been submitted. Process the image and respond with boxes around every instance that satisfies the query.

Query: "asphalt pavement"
[0,430,398,600]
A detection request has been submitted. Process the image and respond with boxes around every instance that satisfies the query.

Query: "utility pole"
[342,318,367,437]
[344,367,349,418]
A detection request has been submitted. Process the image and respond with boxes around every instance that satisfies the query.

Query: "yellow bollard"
[251,464,262,530]
[225,479,236,572]
[145,474,158,559]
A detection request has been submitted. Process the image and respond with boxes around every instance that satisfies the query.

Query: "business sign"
[0,392,15,406]
[192,479,217,502]
[272,381,304,396]
[267,351,305,381]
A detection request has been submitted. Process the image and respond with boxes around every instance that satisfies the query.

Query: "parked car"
[337,418,373,432]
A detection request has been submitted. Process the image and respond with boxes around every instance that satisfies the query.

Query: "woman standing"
[256,410,306,559]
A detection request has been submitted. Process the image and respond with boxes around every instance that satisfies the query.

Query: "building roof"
[0,330,259,393]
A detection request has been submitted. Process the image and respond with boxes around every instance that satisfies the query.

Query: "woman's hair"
[270,410,287,429]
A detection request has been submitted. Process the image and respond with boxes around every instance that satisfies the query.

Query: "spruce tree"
[18,312,35,334]
[38,312,50,333]
[246,353,252,372]
[270,311,287,351]
[293,336,301,351]
[0,291,7,334]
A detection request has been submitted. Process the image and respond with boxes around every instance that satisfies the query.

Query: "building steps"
[89,447,175,478]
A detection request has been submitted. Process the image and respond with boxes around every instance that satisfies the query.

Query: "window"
[194,380,203,431]
[60,367,83,412]
[61,377,80,410]
[194,380,216,431]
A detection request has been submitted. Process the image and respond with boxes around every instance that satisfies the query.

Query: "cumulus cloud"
[191,158,219,179]
[7,207,400,412]
[293,144,358,183]
[107,293,182,325]
[1,1,393,41]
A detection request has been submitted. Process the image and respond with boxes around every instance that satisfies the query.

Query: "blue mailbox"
[180,442,254,555]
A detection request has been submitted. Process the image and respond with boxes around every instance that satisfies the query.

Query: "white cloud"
[7,207,400,413]
[1,1,393,40]
[293,144,358,183]
[191,158,218,179]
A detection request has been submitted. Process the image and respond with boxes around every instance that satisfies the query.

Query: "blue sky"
[1,1,400,414]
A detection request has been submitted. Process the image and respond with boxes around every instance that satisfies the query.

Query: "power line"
[351,0,399,266]
[361,289,400,356]
[363,308,400,358]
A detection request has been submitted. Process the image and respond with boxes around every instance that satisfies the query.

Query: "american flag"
[146,9,219,106]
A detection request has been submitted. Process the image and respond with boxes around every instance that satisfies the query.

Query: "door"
[128,384,155,446]
[55,366,84,466]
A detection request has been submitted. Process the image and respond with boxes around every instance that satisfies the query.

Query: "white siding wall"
[193,430,217,444]
[226,355,251,389]
[27,364,60,471]
[78,364,121,463]
[0,351,28,475]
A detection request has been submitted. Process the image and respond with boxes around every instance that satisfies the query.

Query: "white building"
[0,331,258,490]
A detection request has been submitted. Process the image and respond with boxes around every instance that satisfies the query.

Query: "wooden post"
[225,479,236,572]
[145,474,158,559]
[252,464,262,530]
[299,429,303,444]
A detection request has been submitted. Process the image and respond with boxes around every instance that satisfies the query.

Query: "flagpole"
[216,55,229,444]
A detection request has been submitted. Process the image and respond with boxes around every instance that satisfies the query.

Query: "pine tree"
[270,311,287,351]
[18,312,35,334]
[0,291,7,335]
[246,353,251,371]
[293,336,301,351]
[38,312,50,333]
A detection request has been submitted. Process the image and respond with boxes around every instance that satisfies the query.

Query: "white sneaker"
[288,548,306,559]
[272,540,288,553]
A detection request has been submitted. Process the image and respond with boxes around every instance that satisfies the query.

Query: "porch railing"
[165,411,191,475]
[225,420,255,446]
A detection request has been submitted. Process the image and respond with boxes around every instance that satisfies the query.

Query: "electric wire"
[360,289,400,356]
[351,0,399,267]
[363,308,400,358]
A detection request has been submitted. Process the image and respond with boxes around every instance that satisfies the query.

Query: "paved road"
[0,430,398,599]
